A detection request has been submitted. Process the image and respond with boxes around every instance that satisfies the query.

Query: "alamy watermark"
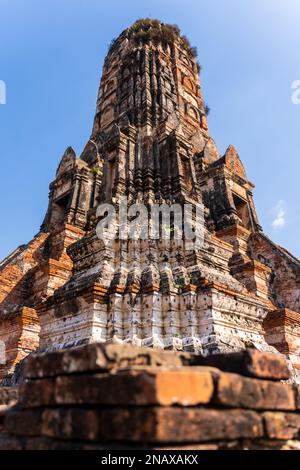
[96,196,205,249]
[291,80,300,105]
[0,80,6,105]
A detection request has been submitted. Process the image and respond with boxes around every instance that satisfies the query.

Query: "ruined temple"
[1,19,300,382]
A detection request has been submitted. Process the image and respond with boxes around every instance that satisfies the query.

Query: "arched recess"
[183,76,195,93]
[186,103,199,122]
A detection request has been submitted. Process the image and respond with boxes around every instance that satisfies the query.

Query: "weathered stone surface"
[55,369,214,407]
[263,412,300,440]
[42,407,263,443]
[25,438,110,451]
[5,410,43,437]
[0,387,19,410]
[216,372,295,410]
[23,343,190,379]
[218,439,300,450]
[0,386,19,434]
[19,379,55,408]
[42,409,99,441]
[191,349,290,380]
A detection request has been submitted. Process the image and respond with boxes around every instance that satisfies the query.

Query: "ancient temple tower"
[1,19,300,382]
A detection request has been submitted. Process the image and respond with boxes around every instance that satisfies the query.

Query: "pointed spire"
[56,147,76,177]
[224,144,247,179]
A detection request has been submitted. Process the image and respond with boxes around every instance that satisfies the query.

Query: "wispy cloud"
[272,200,286,229]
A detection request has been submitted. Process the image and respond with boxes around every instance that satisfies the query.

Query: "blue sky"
[0,0,299,260]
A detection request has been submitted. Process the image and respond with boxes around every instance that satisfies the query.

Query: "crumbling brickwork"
[0,19,300,382]
[1,345,300,450]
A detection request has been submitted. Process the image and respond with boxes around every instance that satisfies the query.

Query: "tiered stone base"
[37,235,278,357]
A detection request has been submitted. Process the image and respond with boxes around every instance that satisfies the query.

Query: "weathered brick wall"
[251,233,300,312]
[0,387,19,436]
[0,225,85,382]
[1,345,300,450]
[0,233,48,307]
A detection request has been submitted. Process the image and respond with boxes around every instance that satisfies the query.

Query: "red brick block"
[190,349,290,380]
[24,343,189,379]
[0,387,19,408]
[216,372,295,410]
[42,409,99,441]
[42,407,263,443]
[263,412,300,440]
[19,379,55,408]
[55,369,214,406]
[5,410,43,437]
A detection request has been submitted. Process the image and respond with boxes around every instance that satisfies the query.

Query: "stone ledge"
[189,349,290,380]
[40,407,264,443]
[23,343,191,379]
[23,343,290,381]
[19,367,295,411]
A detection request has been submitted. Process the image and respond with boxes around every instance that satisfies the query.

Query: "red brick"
[190,349,290,380]
[215,372,295,410]
[5,410,43,437]
[55,368,214,406]
[42,409,99,441]
[0,387,19,408]
[19,379,55,408]
[42,407,263,443]
[24,343,190,379]
[263,412,300,440]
